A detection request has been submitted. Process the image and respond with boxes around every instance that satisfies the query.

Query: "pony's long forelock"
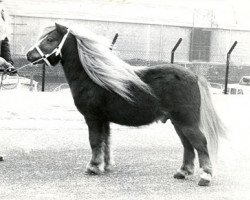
[70,28,152,102]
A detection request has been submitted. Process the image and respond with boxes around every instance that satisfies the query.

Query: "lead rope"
[0,27,69,90]
[0,57,44,90]
[1,29,115,90]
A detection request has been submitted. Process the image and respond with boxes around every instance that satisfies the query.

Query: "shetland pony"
[26,23,226,186]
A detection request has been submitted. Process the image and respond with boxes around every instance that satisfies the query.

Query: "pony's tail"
[198,76,227,162]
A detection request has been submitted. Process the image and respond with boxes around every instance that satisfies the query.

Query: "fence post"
[224,41,237,94]
[41,63,46,92]
[171,38,182,64]
[109,33,119,50]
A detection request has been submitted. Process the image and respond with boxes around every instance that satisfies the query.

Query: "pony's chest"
[72,86,107,116]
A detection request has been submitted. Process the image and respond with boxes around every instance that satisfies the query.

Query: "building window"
[189,28,211,62]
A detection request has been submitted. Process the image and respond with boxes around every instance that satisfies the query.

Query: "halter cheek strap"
[55,28,70,57]
[29,28,70,67]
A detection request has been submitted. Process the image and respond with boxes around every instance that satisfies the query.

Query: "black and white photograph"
[0,0,250,199]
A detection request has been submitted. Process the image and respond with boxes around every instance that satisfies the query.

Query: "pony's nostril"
[26,52,32,61]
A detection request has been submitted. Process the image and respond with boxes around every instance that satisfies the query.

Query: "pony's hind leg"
[185,125,212,186]
[174,123,212,186]
[173,125,195,179]
[85,119,106,175]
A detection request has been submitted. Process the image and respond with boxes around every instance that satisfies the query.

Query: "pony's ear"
[55,23,67,35]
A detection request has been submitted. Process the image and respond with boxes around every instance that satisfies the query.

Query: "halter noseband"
[29,28,70,67]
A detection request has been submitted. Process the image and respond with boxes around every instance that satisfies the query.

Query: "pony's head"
[26,23,69,66]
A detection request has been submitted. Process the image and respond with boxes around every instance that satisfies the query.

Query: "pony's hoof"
[198,172,212,186]
[174,169,188,179]
[85,163,104,175]
[104,165,113,172]
[0,156,3,161]
[104,159,115,172]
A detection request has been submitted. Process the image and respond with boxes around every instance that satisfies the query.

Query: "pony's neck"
[60,34,89,83]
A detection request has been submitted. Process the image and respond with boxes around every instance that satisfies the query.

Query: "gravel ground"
[0,91,250,200]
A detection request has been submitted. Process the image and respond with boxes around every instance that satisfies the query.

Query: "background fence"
[8,15,250,91]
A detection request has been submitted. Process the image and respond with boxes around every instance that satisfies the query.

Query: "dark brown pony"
[26,23,226,186]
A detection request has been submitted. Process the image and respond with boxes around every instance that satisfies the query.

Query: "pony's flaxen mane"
[72,27,153,101]
[42,25,152,101]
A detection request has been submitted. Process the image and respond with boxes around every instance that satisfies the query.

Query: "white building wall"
[10,15,193,63]
[210,29,250,65]
[9,15,250,66]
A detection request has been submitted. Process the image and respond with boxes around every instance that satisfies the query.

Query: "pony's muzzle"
[26,50,42,63]
[26,51,33,62]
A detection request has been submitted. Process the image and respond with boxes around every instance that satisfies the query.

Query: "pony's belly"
[110,116,155,126]
[107,109,169,126]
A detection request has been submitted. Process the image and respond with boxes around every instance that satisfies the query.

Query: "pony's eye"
[47,37,53,42]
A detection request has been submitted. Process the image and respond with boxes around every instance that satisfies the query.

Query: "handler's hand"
[0,57,10,68]
[6,66,17,75]
[0,57,17,75]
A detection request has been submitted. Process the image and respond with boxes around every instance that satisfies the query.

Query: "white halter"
[28,28,70,67]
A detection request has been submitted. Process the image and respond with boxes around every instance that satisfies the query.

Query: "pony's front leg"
[103,122,114,172]
[85,119,106,175]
